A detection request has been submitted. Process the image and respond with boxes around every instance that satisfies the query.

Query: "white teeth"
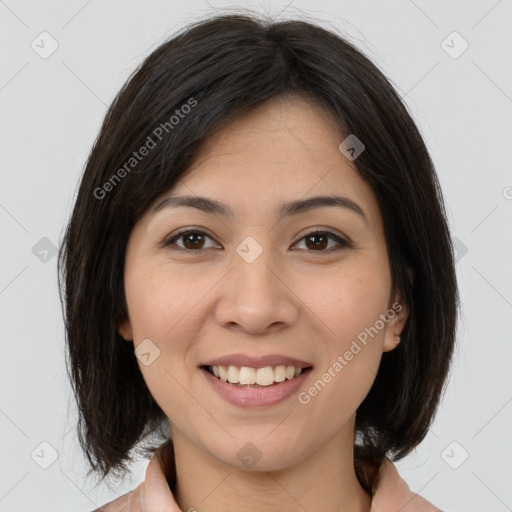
[219,365,228,382]
[208,364,306,385]
[256,366,274,386]
[274,365,286,382]
[239,366,256,385]
[227,365,239,384]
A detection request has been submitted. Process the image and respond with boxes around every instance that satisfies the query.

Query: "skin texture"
[118,95,408,512]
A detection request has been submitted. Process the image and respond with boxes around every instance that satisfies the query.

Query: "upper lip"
[201,354,313,369]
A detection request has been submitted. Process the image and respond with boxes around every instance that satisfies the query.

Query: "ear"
[117,315,133,341]
[382,300,408,352]
[383,268,414,353]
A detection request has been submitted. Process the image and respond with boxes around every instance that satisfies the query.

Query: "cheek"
[294,261,390,411]
[123,264,211,414]
[125,263,199,340]
[297,258,391,346]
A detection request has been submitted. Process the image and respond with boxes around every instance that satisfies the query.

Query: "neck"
[168,424,372,512]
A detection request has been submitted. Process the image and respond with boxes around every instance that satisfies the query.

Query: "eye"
[163,228,350,253]
[292,229,350,252]
[163,229,219,251]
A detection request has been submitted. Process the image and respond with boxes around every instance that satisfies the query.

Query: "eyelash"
[162,228,351,253]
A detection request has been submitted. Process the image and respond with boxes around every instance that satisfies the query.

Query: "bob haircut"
[58,12,459,492]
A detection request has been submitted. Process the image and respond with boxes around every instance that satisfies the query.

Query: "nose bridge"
[233,234,281,303]
[215,234,298,332]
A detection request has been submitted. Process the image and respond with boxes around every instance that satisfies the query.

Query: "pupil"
[185,233,203,249]
[306,234,327,250]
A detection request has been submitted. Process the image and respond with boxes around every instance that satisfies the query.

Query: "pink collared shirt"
[94,446,442,512]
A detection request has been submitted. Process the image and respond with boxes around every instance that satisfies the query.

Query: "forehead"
[152,96,380,231]
[184,95,348,180]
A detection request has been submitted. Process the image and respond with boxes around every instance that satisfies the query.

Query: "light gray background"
[1,1,511,511]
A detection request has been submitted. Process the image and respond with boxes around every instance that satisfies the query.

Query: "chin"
[204,434,303,473]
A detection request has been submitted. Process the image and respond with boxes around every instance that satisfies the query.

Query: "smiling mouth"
[201,364,313,387]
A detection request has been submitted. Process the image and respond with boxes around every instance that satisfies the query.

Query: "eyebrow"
[152,193,368,224]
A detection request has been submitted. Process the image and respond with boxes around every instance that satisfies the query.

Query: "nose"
[214,242,300,335]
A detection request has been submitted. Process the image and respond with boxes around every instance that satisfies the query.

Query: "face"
[118,95,408,471]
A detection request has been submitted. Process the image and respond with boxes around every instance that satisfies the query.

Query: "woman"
[59,12,458,512]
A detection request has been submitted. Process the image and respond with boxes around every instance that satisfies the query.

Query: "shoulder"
[371,458,443,512]
[90,483,144,512]
[90,442,181,512]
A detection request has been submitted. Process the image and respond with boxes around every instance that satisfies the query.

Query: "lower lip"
[200,367,312,408]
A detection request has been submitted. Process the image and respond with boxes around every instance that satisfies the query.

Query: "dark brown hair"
[58,12,459,493]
